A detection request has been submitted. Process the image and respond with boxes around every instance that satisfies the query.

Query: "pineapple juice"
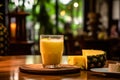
[40,38,64,65]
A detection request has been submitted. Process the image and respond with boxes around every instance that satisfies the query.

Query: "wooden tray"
[19,64,81,75]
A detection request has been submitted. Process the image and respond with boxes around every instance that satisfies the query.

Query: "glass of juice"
[40,35,64,68]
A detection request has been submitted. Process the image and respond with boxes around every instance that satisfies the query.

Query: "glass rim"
[40,35,64,39]
[40,34,63,36]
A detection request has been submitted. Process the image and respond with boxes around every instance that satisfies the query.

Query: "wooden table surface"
[0,55,119,80]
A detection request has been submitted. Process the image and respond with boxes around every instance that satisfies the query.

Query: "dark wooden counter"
[8,41,34,55]
[0,55,119,80]
[65,38,120,60]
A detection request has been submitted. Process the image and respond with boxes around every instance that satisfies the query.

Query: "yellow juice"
[40,39,64,65]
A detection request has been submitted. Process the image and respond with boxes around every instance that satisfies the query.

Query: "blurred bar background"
[0,0,120,60]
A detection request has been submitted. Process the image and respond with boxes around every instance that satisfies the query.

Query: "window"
[8,0,84,41]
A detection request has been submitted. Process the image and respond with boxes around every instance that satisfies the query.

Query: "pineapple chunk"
[68,56,86,69]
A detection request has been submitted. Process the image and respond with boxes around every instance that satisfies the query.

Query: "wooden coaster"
[19,64,81,75]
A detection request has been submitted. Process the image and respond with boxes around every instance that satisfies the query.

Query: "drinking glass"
[40,35,64,68]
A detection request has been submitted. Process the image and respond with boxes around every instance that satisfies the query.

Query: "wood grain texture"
[0,55,119,80]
